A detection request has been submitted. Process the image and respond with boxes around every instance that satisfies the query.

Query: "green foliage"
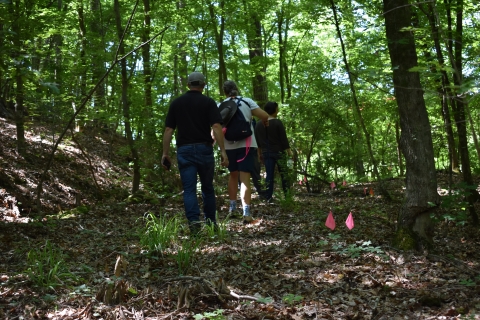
[193,309,225,320]
[175,238,202,275]
[139,213,181,253]
[434,182,478,226]
[282,293,304,306]
[204,216,229,241]
[25,240,77,291]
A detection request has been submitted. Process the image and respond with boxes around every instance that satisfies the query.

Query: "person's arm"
[162,127,174,169]
[257,147,264,164]
[252,107,269,127]
[211,123,229,167]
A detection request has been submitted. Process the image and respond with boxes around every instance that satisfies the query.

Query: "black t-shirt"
[254,118,290,153]
[165,90,222,146]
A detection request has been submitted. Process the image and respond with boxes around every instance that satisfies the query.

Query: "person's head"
[187,72,206,90]
[264,101,278,115]
[223,80,240,97]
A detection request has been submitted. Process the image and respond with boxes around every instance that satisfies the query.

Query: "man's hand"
[161,155,172,170]
[220,151,229,167]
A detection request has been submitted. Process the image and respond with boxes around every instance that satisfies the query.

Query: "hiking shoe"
[189,223,202,237]
[243,214,253,224]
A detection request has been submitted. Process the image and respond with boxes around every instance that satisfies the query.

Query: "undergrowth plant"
[175,238,202,275]
[25,240,77,291]
[204,215,229,241]
[282,293,304,306]
[193,309,225,320]
[140,213,181,252]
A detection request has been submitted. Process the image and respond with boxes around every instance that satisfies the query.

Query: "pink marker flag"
[325,211,336,230]
[343,180,347,186]
[330,181,336,190]
[346,212,354,230]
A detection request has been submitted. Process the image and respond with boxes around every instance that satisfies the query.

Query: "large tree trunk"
[114,0,141,193]
[383,0,440,250]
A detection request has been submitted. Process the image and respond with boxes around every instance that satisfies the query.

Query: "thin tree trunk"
[422,2,460,171]
[208,0,227,96]
[384,0,440,250]
[395,121,404,176]
[114,0,141,193]
[445,0,479,224]
[11,0,26,156]
[89,0,106,125]
[330,0,389,196]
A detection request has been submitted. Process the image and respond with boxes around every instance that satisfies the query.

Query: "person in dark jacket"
[254,101,293,201]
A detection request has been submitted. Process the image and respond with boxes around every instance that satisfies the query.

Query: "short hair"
[264,101,278,115]
[223,80,240,97]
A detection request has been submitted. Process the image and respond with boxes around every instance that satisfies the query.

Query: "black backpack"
[223,97,252,141]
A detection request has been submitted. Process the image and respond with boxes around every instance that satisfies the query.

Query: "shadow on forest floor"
[1,118,480,319]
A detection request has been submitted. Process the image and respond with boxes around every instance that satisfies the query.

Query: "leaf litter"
[0,119,480,319]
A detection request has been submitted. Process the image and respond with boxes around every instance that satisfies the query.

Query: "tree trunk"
[423,1,459,171]
[89,0,106,124]
[445,0,479,224]
[244,7,268,105]
[331,0,391,196]
[11,0,26,156]
[383,0,440,250]
[208,0,227,97]
[114,0,141,193]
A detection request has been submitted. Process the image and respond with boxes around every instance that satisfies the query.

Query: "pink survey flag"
[325,211,336,230]
[343,180,347,186]
[330,181,336,189]
[346,212,354,230]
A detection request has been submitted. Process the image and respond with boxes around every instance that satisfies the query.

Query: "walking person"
[221,80,269,223]
[255,101,293,202]
[162,72,229,235]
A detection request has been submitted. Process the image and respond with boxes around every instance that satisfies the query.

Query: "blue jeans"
[264,151,290,200]
[177,144,216,225]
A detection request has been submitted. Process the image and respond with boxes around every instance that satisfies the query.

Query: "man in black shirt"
[162,72,228,234]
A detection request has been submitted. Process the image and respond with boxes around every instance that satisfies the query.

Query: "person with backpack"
[162,72,229,235]
[254,101,293,202]
[220,80,269,223]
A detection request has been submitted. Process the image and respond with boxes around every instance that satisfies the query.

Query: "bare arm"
[252,108,269,126]
[211,123,229,167]
[162,127,174,169]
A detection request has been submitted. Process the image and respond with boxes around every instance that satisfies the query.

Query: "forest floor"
[1,117,480,320]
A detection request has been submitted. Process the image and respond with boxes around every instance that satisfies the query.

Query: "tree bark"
[208,0,227,97]
[114,0,141,193]
[422,2,459,171]
[383,0,440,250]
[11,0,26,156]
[243,3,268,106]
[445,0,479,224]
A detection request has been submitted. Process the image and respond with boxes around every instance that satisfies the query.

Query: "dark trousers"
[263,151,290,200]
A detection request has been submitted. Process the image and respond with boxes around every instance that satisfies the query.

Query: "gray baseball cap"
[188,72,205,84]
